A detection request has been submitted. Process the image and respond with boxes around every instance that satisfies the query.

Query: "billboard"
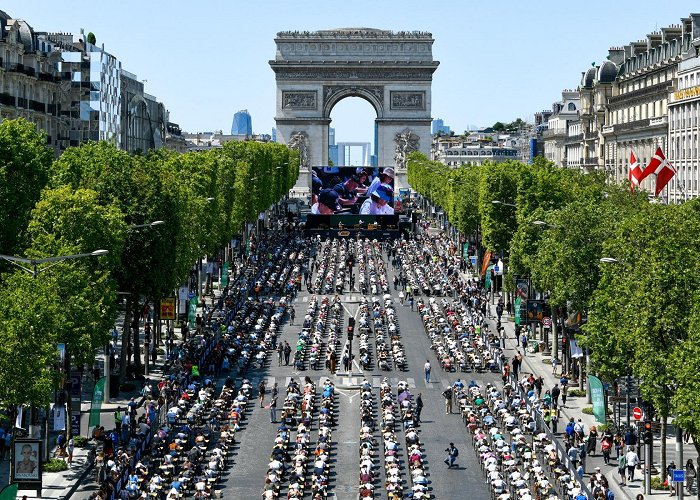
[311,166,395,217]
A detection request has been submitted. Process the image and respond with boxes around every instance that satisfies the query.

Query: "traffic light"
[348,317,355,328]
[347,325,354,340]
[644,420,653,444]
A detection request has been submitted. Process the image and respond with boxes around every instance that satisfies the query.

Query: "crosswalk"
[247,374,489,391]
[301,295,363,303]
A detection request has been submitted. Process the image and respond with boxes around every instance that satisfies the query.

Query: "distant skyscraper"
[328,128,338,165]
[272,127,277,142]
[231,109,252,136]
[432,118,451,135]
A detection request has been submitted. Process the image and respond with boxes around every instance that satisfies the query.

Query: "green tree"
[0,118,53,258]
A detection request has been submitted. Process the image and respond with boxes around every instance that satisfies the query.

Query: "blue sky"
[5,1,694,146]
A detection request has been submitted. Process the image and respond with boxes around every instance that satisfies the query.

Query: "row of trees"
[407,152,700,469]
[0,118,299,409]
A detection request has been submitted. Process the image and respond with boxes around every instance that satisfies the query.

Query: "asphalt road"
[222,245,493,499]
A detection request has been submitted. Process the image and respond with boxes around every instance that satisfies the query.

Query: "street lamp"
[128,220,165,230]
[491,200,517,208]
[0,249,109,278]
[532,220,558,228]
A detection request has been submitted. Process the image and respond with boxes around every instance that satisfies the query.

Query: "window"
[568,103,576,111]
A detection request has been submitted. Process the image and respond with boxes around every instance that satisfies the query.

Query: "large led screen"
[310,166,395,216]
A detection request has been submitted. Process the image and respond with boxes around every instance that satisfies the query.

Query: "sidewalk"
[483,288,698,500]
[4,289,220,499]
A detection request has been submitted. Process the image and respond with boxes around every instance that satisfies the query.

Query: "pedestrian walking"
[268,395,278,423]
[284,341,291,365]
[551,384,561,407]
[277,343,284,366]
[398,290,405,306]
[511,353,522,379]
[521,331,528,353]
[409,296,414,311]
[443,387,453,414]
[258,380,266,408]
[686,459,696,494]
[289,307,295,325]
[415,394,423,423]
[617,453,627,485]
[424,360,431,384]
[66,435,74,466]
[625,447,639,481]
[443,443,459,468]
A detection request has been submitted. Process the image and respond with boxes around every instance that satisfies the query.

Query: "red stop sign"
[633,407,643,420]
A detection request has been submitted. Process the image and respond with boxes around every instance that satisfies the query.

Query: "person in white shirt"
[366,167,395,198]
[360,184,394,215]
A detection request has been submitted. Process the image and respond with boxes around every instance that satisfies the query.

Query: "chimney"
[691,13,700,40]
[631,40,647,56]
[624,44,633,59]
[661,25,682,43]
[607,46,625,65]
[647,32,662,50]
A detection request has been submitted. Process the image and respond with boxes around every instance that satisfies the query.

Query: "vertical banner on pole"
[221,263,229,287]
[188,297,198,328]
[588,375,606,423]
[88,377,106,429]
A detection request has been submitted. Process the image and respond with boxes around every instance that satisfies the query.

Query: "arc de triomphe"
[270,28,439,194]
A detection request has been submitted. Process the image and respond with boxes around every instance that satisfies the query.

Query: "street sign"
[632,406,643,420]
[160,298,176,320]
[673,469,686,483]
[543,317,552,328]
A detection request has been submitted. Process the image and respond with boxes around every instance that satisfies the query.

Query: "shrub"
[72,436,88,448]
[44,458,68,472]
[651,476,670,490]
[582,407,594,415]
[568,389,586,397]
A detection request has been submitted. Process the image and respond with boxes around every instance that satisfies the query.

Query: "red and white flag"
[628,150,644,191]
[652,150,677,196]
[637,147,665,183]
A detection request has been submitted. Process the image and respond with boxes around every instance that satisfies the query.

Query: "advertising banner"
[88,377,106,429]
[160,298,175,320]
[588,375,606,423]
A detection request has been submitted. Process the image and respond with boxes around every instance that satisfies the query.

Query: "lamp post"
[0,249,108,460]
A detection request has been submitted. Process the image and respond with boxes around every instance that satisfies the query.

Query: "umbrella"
[397,391,412,403]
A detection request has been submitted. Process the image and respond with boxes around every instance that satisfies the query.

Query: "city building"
[335,141,372,166]
[121,69,169,153]
[432,135,519,166]
[0,10,177,157]
[183,131,272,151]
[432,118,451,135]
[46,30,122,149]
[0,13,67,156]
[328,127,338,165]
[543,90,580,167]
[231,109,252,136]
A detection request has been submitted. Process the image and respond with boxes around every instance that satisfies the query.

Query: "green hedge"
[72,435,88,448]
[44,458,68,472]
[651,476,670,490]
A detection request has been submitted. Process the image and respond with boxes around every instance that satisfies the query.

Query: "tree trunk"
[661,415,668,482]
[132,303,142,372]
[693,438,700,500]
[119,298,132,380]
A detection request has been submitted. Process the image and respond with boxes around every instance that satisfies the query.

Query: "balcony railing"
[17,97,27,108]
[583,157,599,166]
[565,133,584,144]
[28,100,45,113]
[649,116,668,127]
[602,125,615,134]
[0,93,14,106]
[608,81,673,105]
[543,128,567,138]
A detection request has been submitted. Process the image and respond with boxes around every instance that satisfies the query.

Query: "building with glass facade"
[231,109,252,136]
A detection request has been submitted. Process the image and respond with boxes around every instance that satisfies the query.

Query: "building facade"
[231,109,252,136]
[432,135,519,166]
[432,118,451,135]
[0,10,176,157]
[543,90,580,167]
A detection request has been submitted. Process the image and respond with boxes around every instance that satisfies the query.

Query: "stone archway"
[270,28,439,194]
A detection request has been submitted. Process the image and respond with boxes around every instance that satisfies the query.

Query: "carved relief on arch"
[322,85,384,117]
